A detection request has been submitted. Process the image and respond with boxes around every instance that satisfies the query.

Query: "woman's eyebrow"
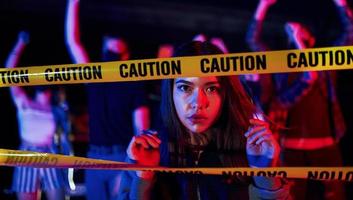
[204,81,220,86]
[175,80,193,85]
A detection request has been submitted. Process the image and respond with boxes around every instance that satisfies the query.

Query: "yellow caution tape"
[1,47,353,181]
[1,149,352,181]
[1,45,353,87]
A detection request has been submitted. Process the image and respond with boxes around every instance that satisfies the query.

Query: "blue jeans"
[85,145,126,200]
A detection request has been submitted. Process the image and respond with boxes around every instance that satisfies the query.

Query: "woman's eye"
[177,85,191,92]
[206,86,219,93]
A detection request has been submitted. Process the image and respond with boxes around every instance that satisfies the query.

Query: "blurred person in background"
[5,31,71,200]
[246,0,353,199]
[65,0,150,199]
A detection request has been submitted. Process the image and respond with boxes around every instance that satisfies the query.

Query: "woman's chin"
[188,125,209,134]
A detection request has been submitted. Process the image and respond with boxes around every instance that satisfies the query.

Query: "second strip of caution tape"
[0,149,352,182]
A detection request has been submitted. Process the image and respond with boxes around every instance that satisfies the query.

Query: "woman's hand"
[18,31,30,45]
[260,0,277,6]
[333,0,348,7]
[126,130,161,179]
[245,119,280,167]
[255,0,277,21]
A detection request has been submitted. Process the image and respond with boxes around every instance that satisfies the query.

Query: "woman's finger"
[141,130,161,145]
[245,125,267,138]
[246,128,272,144]
[255,134,273,145]
[249,118,269,127]
[142,131,161,145]
[137,134,160,148]
[134,135,150,148]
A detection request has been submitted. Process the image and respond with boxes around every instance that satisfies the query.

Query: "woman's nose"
[191,89,208,110]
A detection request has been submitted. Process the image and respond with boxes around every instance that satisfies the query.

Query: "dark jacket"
[118,140,290,200]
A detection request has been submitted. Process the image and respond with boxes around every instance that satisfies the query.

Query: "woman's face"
[173,76,223,134]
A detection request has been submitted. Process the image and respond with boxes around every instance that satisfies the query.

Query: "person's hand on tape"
[127,130,161,179]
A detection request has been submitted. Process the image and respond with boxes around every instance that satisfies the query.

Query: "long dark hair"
[161,41,257,153]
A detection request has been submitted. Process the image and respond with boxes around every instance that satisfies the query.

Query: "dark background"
[0,0,353,199]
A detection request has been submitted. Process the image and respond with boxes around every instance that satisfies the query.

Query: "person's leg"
[85,168,108,200]
[41,167,66,200]
[13,165,40,200]
[45,188,65,200]
[109,171,122,199]
[108,150,126,200]
[17,192,39,200]
[85,151,108,200]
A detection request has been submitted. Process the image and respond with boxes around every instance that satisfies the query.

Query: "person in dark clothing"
[118,41,290,200]
[65,0,150,199]
[246,0,353,199]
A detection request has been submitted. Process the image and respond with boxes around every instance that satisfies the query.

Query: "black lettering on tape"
[119,60,181,78]
[200,55,266,74]
[288,49,353,68]
[45,65,102,82]
[0,70,29,84]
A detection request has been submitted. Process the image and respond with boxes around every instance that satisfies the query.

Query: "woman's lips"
[187,114,207,124]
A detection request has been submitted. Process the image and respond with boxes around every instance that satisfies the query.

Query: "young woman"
[6,31,71,200]
[118,41,290,200]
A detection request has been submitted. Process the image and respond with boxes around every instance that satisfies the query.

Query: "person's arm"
[254,0,277,21]
[57,91,73,156]
[273,27,318,109]
[248,181,290,200]
[52,88,73,156]
[59,106,76,191]
[122,131,160,200]
[59,126,73,156]
[131,82,151,136]
[53,101,76,191]
[65,0,90,64]
[5,31,30,106]
[245,119,290,199]
[133,106,150,136]
[210,37,229,53]
[332,0,353,45]
[246,0,277,52]
[192,33,207,42]
[157,44,174,58]
[272,72,317,109]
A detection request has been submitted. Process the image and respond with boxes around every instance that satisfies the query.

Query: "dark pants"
[85,145,126,200]
[283,144,346,200]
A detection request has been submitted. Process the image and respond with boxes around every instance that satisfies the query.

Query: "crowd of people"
[2,0,353,199]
